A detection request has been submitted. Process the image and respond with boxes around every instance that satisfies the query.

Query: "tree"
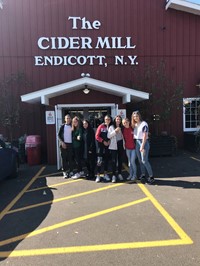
[0,72,30,141]
[130,61,184,134]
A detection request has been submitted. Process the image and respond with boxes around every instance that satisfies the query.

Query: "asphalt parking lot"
[0,150,200,266]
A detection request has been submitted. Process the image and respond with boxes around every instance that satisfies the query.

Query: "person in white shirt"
[131,111,155,184]
[108,115,125,183]
[58,114,74,178]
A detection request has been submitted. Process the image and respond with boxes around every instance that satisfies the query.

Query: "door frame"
[55,103,118,170]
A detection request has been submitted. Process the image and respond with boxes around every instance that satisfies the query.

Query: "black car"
[0,139,18,181]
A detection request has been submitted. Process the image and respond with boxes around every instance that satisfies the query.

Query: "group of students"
[58,111,155,185]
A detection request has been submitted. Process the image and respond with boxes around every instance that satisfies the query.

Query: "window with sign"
[183,98,200,132]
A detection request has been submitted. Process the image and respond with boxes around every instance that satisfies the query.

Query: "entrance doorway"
[62,106,111,129]
[55,103,118,169]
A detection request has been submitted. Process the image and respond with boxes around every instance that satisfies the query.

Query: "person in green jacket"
[71,116,84,179]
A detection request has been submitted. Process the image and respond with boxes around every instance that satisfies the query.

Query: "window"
[183,97,200,132]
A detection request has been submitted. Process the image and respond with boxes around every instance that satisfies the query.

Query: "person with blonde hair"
[131,111,155,184]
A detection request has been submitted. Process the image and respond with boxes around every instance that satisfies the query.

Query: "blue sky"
[186,0,200,5]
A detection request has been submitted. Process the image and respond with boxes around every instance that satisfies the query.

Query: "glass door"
[56,104,117,169]
[62,107,111,129]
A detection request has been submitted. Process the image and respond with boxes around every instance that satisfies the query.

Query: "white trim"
[57,103,116,108]
[123,94,131,104]
[21,77,149,105]
[55,105,62,170]
[41,95,49,105]
[0,0,4,10]
[183,97,200,132]
[166,0,200,16]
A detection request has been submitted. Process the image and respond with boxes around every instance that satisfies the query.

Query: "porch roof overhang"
[165,0,200,16]
[21,77,149,105]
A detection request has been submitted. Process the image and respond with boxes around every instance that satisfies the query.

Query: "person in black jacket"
[71,116,84,179]
[82,119,97,180]
[95,115,112,182]
[58,114,74,178]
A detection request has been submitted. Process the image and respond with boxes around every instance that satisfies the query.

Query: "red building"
[0,0,200,166]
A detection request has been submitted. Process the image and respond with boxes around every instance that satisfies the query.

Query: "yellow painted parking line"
[0,197,149,247]
[0,166,45,222]
[0,238,190,257]
[123,163,193,244]
[0,165,193,257]
[26,179,82,193]
[138,183,193,243]
[7,183,124,215]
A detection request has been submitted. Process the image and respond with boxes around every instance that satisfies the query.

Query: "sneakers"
[96,174,110,182]
[138,175,155,184]
[104,174,110,181]
[118,174,123,181]
[71,172,81,179]
[69,172,74,178]
[130,176,137,182]
[138,174,145,180]
[147,177,155,185]
[112,175,117,183]
[95,175,101,183]
[139,175,146,184]
[79,171,85,177]
[63,172,68,179]
[126,175,132,181]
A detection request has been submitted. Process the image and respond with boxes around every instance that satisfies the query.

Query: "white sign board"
[117,109,126,119]
[46,111,55,125]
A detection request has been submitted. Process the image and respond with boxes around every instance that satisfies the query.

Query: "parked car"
[0,139,18,181]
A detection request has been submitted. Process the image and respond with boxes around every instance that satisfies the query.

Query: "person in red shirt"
[122,118,137,181]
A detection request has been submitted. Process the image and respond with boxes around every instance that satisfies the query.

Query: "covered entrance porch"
[21,75,149,165]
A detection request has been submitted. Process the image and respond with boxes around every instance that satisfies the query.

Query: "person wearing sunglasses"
[131,111,155,184]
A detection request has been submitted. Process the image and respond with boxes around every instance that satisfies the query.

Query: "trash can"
[25,135,41,166]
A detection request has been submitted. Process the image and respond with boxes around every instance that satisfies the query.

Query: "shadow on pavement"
[0,165,54,260]
[150,150,200,179]
[0,150,199,259]
[155,179,200,189]
[148,150,200,189]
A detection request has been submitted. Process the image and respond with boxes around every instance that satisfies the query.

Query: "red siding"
[0,0,200,163]
[49,90,123,106]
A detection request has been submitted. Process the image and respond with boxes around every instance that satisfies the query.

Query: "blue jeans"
[135,140,153,177]
[126,149,137,178]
